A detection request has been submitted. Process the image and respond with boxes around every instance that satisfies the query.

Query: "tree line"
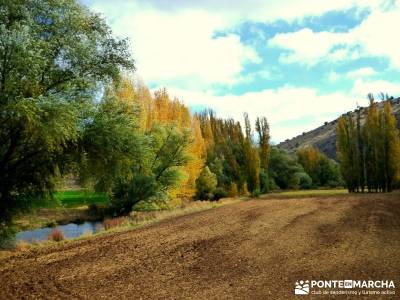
[337,96,400,192]
[0,0,343,234]
[2,0,399,246]
[194,111,343,200]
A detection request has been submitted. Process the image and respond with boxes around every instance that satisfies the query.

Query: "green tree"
[363,97,381,192]
[296,172,313,189]
[78,95,142,193]
[269,147,303,190]
[0,0,134,227]
[336,115,359,192]
[195,166,218,200]
[111,125,192,215]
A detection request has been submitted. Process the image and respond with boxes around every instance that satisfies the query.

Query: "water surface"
[16,221,104,242]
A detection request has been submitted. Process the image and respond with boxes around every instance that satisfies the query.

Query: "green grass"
[53,190,108,208]
[14,190,109,231]
[260,189,348,199]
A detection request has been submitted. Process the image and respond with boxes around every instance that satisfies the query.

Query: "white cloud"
[166,86,363,143]
[351,7,400,68]
[163,77,400,142]
[352,78,400,98]
[346,67,376,79]
[269,28,344,65]
[90,0,381,24]
[87,0,390,88]
[89,3,260,89]
[84,0,400,142]
[268,2,400,67]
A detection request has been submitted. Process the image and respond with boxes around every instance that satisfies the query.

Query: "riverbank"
[4,197,242,256]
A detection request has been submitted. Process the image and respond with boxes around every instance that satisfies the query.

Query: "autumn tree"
[378,101,400,191]
[337,114,359,192]
[243,113,260,192]
[297,147,341,187]
[337,96,400,192]
[255,117,270,192]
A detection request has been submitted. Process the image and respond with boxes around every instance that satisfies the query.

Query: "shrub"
[296,172,313,189]
[213,187,227,201]
[195,167,218,200]
[251,188,261,198]
[48,228,64,242]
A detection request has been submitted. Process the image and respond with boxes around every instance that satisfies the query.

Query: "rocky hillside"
[278,98,400,159]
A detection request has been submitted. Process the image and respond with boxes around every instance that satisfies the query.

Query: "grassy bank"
[54,190,108,208]
[5,198,242,256]
[260,188,348,199]
[14,190,108,231]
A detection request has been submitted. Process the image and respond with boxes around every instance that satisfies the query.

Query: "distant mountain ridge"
[278,97,400,160]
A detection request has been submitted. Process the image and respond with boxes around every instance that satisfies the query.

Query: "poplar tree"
[363,98,381,192]
[380,101,400,192]
[336,115,359,192]
[337,97,400,193]
[255,117,270,192]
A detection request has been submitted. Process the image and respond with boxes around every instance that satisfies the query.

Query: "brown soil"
[1,193,400,299]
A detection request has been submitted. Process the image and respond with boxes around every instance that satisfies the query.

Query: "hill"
[278,98,400,159]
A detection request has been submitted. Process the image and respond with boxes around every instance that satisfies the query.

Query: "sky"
[81,0,400,143]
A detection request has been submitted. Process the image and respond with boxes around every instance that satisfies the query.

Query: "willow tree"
[0,0,134,227]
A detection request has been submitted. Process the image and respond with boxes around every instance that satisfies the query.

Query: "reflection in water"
[16,221,104,242]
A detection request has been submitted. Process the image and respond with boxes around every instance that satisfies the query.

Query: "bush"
[195,167,218,200]
[269,147,304,189]
[213,187,227,201]
[48,228,64,242]
[296,172,313,189]
[251,188,261,198]
[111,174,159,216]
